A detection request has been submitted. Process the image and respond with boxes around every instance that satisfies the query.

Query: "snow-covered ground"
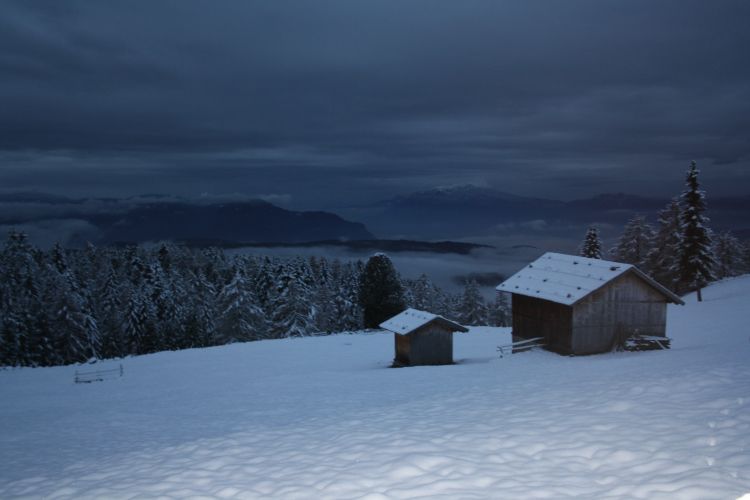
[1,277,750,499]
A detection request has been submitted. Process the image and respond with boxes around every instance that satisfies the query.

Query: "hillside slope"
[1,277,749,498]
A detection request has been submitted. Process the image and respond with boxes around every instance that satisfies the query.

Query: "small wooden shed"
[380,308,469,366]
[497,252,684,355]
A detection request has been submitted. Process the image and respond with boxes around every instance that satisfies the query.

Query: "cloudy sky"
[1,0,749,209]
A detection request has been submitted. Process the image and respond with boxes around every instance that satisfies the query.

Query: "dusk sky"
[1,0,749,209]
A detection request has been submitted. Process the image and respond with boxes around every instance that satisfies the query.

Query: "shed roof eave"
[379,308,469,335]
[630,267,685,305]
[403,317,468,335]
[566,267,685,306]
[432,317,469,333]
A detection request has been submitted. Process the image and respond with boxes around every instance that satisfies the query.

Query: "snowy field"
[1,277,750,499]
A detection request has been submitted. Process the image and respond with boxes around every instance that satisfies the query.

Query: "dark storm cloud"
[0,0,749,205]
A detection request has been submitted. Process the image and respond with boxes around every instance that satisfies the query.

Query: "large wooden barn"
[380,308,468,366]
[497,252,684,355]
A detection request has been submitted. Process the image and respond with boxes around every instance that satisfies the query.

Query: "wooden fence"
[74,364,124,384]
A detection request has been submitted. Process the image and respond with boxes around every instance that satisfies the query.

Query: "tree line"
[0,239,509,367]
[580,162,750,298]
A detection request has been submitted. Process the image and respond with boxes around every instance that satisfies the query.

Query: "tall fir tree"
[358,254,406,328]
[43,264,101,363]
[458,279,487,326]
[216,268,265,343]
[645,199,683,290]
[487,292,511,327]
[579,227,603,259]
[189,269,218,347]
[97,264,125,358]
[406,274,442,311]
[677,161,716,300]
[328,260,363,332]
[713,231,744,279]
[269,269,316,338]
[1,231,46,366]
[609,215,654,269]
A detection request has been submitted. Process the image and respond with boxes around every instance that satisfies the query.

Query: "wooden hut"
[380,308,469,366]
[497,252,684,355]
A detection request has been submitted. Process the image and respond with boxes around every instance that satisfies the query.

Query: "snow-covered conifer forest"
[0,234,511,367]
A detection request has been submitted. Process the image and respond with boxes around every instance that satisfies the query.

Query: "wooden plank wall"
[572,271,668,354]
[512,294,573,354]
[394,334,411,365]
[408,325,454,365]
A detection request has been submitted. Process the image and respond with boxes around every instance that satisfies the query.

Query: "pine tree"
[358,254,406,328]
[458,279,486,326]
[0,318,19,366]
[328,260,363,332]
[188,269,218,347]
[488,292,511,327]
[124,287,150,355]
[713,231,744,279]
[678,161,716,300]
[1,231,47,366]
[579,227,603,259]
[43,265,101,364]
[216,268,265,343]
[97,265,125,358]
[645,199,683,290]
[610,215,654,269]
[269,270,316,338]
[406,274,442,311]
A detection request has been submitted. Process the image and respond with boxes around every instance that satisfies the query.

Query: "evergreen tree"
[713,231,744,279]
[487,292,511,327]
[645,199,683,290]
[97,265,125,358]
[269,270,316,338]
[50,243,68,274]
[609,215,654,269]
[328,260,363,332]
[458,279,486,326]
[216,268,265,343]
[0,318,19,367]
[579,227,603,259]
[188,269,218,347]
[43,265,101,363]
[678,161,716,300]
[406,273,442,311]
[358,254,406,328]
[1,231,46,366]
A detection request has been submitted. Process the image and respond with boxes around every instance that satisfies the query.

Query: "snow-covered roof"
[496,252,684,306]
[379,308,469,335]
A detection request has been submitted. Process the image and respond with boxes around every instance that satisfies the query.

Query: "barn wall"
[572,271,668,354]
[408,324,454,365]
[512,294,573,354]
[394,334,411,365]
